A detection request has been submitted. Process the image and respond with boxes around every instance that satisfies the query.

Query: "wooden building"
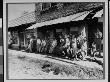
[8,2,104,55]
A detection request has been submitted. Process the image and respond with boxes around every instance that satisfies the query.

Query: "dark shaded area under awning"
[37,20,86,31]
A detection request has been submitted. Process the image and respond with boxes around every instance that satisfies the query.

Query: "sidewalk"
[8,49,103,70]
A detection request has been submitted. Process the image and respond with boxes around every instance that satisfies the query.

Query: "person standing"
[37,38,41,53]
[71,35,77,60]
[25,35,36,53]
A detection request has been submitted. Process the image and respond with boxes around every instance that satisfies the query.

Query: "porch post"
[34,28,37,39]
[24,30,26,47]
[18,30,21,50]
[84,23,88,57]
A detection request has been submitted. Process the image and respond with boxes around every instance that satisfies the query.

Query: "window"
[51,3,57,7]
[63,3,74,7]
[40,3,58,14]
[41,3,58,11]
[42,3,51,10]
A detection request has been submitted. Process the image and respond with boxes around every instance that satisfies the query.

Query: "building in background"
[8,2,104,58]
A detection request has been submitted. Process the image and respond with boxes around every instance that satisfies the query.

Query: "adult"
[37,38,41,53]
[25,35,36,53]
[70,35,77,60]
[63,34,71,59]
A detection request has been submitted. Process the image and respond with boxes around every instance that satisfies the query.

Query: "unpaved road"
[8,50,104,79]
[9,54,75,79]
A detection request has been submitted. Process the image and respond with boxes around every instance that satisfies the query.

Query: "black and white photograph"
[4,0,108,81]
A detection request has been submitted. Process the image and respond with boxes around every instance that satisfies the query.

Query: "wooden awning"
[27,11,91,29]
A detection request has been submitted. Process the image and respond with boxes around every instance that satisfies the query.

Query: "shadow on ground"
[86,58,103,67]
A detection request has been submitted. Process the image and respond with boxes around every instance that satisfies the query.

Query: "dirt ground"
[8,50,104,79]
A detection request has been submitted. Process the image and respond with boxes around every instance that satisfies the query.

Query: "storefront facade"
[8,2,104,59]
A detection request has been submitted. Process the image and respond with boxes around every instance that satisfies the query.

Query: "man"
[25,35,36,53]
[37,38,41,53]
[63,34,71,59]
[70,35,77,60]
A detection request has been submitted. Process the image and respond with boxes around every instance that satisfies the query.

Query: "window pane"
[42,3,51,10]
[51,3,57,7]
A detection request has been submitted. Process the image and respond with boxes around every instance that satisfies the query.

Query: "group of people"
[25,33,87,60]
[8,27,103,60]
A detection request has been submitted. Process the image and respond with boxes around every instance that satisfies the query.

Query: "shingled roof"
[8,2,103,28]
